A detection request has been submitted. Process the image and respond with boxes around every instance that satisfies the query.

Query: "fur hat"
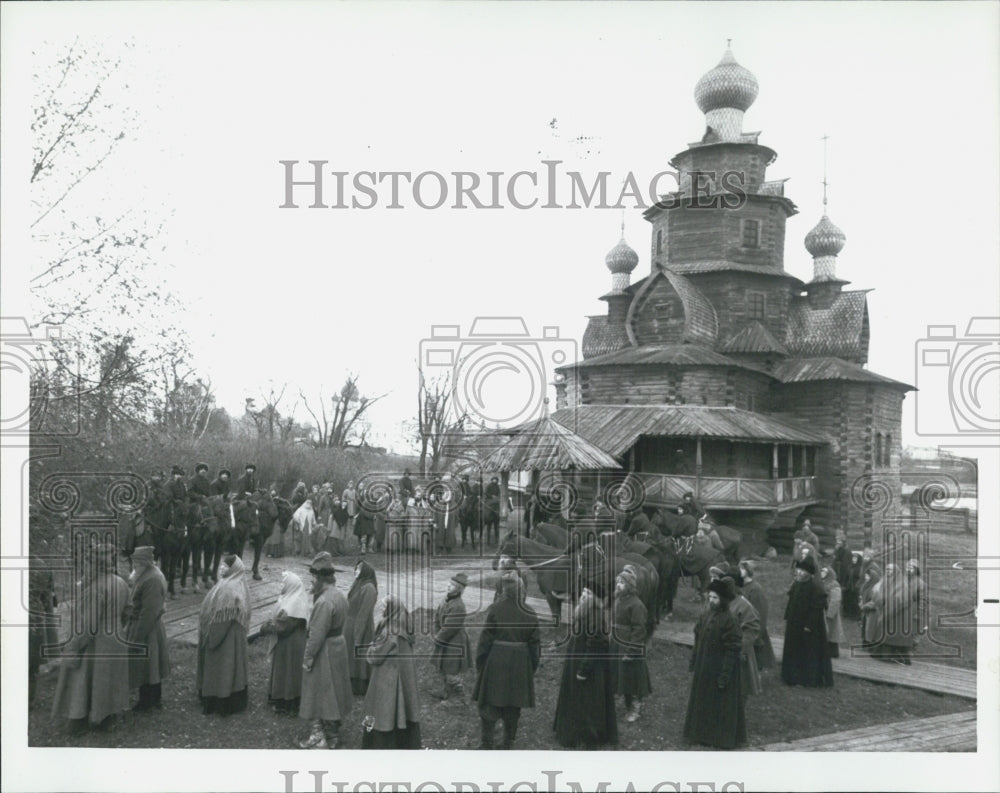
[722,570,744,589]
[451,572,469,588]
[218,468,231,478]
[171,465,184,476]
[739,559,757,578]
[309,551,336,576]
[195,462,209,474]
[795,555,818,575]
[707,577,736,602]
[709,561,731,579]
[617,566,638,590]
[132,546,155,566]
[244,463,257,472]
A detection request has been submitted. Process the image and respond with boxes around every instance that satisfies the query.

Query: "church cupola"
[694,43,759,142]
[601,224,638,324]
[804,137,850,307]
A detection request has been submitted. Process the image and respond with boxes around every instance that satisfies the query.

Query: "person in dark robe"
[553,585,618,748]
[51,544,131,733]
[492,554,528,604]
[483,477,502,545]
[235,464,257,499]
[298,552,353,749]
[612,566,652,723]
[196,554,251,715]
[126,546,171,712]
[677,491,703,519]
[361,595,422,749]
[398,470,414,503]
[345,560,378,695]
[738,559,776,671]
[683,577,746,749]
[833,531,861,620]
[722,571,763,702]
[330,496,350,556]
[429,572,472,701]
[781,555,834,688]
[353,504,377,556]
[210,469,232,499]
[258,571,310,713]
[474,573,540,749]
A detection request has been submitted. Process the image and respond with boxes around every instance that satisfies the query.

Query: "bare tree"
[416,366,469,475]
[245,383,290,442]
[318,374,386,449]
[156,347,216,439]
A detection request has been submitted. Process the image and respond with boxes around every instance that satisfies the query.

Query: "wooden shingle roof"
[785,291,870,360]
[581,314,631,359]
[479,416,622,472]
[549,405,829,455]
[773,357,914,390]
[721,321,789,355]
[625,268,719,345]
[568,343,769,374]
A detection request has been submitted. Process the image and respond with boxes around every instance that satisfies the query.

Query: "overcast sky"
[4,2,998,453]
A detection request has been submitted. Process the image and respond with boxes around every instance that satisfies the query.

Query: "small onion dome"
[605,237,639,274]
[804,214,847,257]
[694,46,759,113]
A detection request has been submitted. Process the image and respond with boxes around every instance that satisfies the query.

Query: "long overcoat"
[430,593,472,674]
[473,595,541,709]
[683,605,746,749]
[741,579,776,670]
[611,591,652,698]
[362,630,421,732]
[52,573,131,724]
[345,580,377,687]
[299,584,353,721]
[781,577,834,687]
[126,565,171,689]
[729,594,763,696]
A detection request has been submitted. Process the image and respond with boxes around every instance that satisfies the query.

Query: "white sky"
[1,3,999,792]
[3,2,999,453]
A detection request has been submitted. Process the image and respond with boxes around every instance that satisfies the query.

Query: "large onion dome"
[804,214,847,258]
[605,236,639,274]
[694,46,759,113]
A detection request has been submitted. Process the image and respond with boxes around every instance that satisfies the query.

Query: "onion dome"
[804,214,847,257]
[694,46,759,113]
[605,236,639,274]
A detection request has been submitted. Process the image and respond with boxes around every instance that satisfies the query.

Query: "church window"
[747,292,766,319]
[874,433,883,468]
[656,229,663,254]
[883,433,892,467]
[742,219,760,247]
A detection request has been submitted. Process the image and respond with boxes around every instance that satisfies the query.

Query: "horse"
[495,532,574,626]
[652,507,699,538]
[248,491,279,579]
[533,521,569,550]
[178,496,214,592]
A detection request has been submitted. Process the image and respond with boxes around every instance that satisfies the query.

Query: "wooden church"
[552,45,913,547]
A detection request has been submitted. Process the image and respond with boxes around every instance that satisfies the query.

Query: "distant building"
[553,45,913,546]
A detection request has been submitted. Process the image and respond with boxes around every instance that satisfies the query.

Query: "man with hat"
[144,471,171,563]
[126,545,171,712]
[738,559,776,670]
[683,576,746,749]
[473,572,540,749]
[298,552,353,749]
[189,463,212,500]
[430,572,472,701]
[210,468,232,500]
[720,569,762,702]
[781,555,834,687]
[236,464,257,499]
[677,490,704,520]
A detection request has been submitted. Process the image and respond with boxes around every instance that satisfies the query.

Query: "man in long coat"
[210,469,232,500]
[473,573,540,748]
[781,555,834,687]
[722,571,763,701]
[299,552,353,749]
[235,463,257,498]
[739,560,776,670]
[126,546,171,711]
[52,544,131,732]
[430,572,472,701]
[683,577,746,749]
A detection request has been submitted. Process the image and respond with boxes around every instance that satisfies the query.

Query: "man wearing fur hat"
[781,555,834,687]
[720,570,762,702]
[236,463,257,499]
[683,576,746,749]
[126,545,171,711]
[473,572,540,749]
[430,572,472,701]
[210,468,232,500]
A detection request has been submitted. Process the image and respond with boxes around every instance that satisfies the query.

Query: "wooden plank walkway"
[758,711,976,752]
[654,621,977,701]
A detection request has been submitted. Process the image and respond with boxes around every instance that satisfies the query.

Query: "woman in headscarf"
[360,596,422,749]
[819,564,845,658]
[330,496,349,556]
[196,553,251,715]
[345,560,378,695]
[259,571,311,713]
[553,584,618,748]
[290,499,318,558]
[298,552,353,749]
[612,566,652,723]
[126,545,171,712]
[52,544,130,733]
[859,557,883,649]
[871,561,924,664]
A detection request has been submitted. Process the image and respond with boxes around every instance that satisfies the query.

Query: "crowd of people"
[34,468,929,751]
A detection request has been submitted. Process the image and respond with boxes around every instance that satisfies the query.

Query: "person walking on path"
[612,566,652,724]
[473,573,540,749]
[781,555,834,688]
[298,552,353,749]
